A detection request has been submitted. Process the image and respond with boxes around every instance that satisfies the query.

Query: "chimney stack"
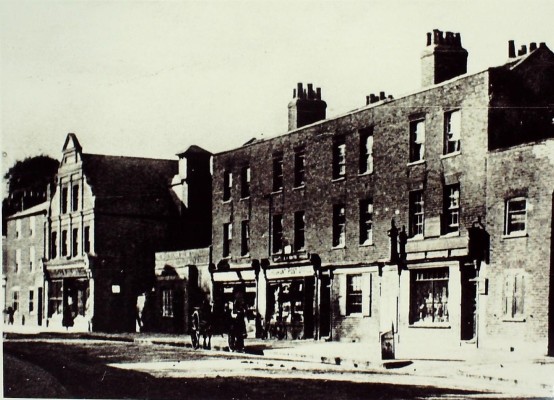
[530,42,537,52]
[288,82,327,131]
[508,40,516,58]
[421,29,468,87]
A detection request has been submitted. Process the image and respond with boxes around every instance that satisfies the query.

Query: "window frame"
[72,228,79,257]
[272,214,283,254]
[359,199,373,245]
[161,288,174,318]
[61,230,68,257]
[503,272,525,320]
[61,187,69,214]
[241,220,250,256]
[72,184,79,212]
[273,155,284,192]
[359,128,374,174]
[333,204,346,248]
[223,223,232,258]
[443,184,460,235]
[294,211,305,251]
[409,119,426,163]
[294,148,306,187]
[240,166,250,198]
[223,170,232,201]
[346,274,363,315]
[29,289,35,313]
[84,226,91,254]
[505,197,527,236]
[409,190,425,238]
[444,110,461,154]
[332,137,346,179]
[51,231,58,259]
[410,268,450,326]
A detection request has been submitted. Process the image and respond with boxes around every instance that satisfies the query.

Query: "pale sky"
[1,1,553,178]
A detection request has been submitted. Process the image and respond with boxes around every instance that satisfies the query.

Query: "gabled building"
[44,134,183,332]
[209,30,554,358]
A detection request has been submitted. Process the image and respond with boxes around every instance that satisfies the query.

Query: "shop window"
[162,289,174,317]
[443,184,460,234]
[241,220,250,256]
[409,190,424,237]
[272,214,283,253]
[29,246,35,271]
[61,230,68,257]
[51,231,58,259]
[505,197,527,235]
[240,166,250,198]
[504,272,525,319]
[346,275,362,314]
[15,219,21,239]
[29,290,34,313]
[15,249,21,273]
[333,204,346,247]
[223,223,232,257]
[62,187,68,214]
[72,184,79,211]
[72,228,79,257]
[359,199,373,245]
[294,148,306,187]
[273,155,283,192]
[12,290,19,312]
[294,211,305,251]
[84,226,91,254]
[48,280,62,317]
[409,119,425,162]
[333,137,346,179]
[223,171,232,201]
[359,128,374,174]
[444,110,461,154]
[410,268,449,325]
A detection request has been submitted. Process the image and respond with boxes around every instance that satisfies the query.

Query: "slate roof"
[7,201,49,220]
[81,154,180,217]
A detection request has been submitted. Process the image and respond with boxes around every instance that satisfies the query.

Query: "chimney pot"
[316,87,321,100]
[293,88,296,98]
[508,40,516,58]
[297,83,303,99]
[518,45,527,56]
[366,96,370,105]
[433,29,441,45]
[379,91,386,100]
[540,42,546,48]
[426,32,432,46]
[307,83,314,99]
[530,42,537,51]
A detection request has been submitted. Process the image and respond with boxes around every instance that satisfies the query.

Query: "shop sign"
[272,252,310,263]
[47,266,87,279]
[266,265,313,280]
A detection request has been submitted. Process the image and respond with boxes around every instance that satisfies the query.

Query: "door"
[460,267,477,341]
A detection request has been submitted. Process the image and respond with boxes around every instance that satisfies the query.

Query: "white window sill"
[358,170,373,177]
[407,234,424,242]
[332,245,346,250]
[409,323,451,329]
[222,199,232,204]
[293,185,305,191]
[502,232,528,239]
[359,241,374,247]
[407,159,426,167]
[502,317,526,323]
[441,231,460,238]
[240,196,250,201]
[440,151,462,160]
[345,312,363,318]
[271,189,283,195]
[332,176,346,183]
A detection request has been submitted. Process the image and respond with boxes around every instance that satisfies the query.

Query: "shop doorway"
[460,267,477,341]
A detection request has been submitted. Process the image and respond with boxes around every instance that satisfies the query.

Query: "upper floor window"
[223,171,232,201]
[51,231,58,259]
[72,184,79,212]
[333,137,346,179]
[223,223,232,257]
[15,219,21,239]
[240,166,250,198]
[61,230,68,257]
[273,155,284,192]
[61,187,68,214]
[272,214,283,253]
[409,190,424,237]
[505,198,527,235]
[409,119,425,162]
[444,110,461,154]
[29,290,34,313]
[12,290,19,312]
[15,249,21,273]
[84,226,91,254]
[72,228,79,257]
[346,274,363,315]
[333,204,346,247]
[29,216,35,237]
[359,128,374,174]
[359,199,373,245]
[443,184,460,234]
[29,246,35,271]
[294,148,306,187]
[504,272,525,319]
[241,220,250,256]
[294,211,305,251]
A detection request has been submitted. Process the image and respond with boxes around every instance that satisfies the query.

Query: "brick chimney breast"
[288,82,327,131]
[421,29,468,87]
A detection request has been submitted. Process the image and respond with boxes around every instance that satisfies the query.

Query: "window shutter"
[338,274,347,316]
[362,273,372,317]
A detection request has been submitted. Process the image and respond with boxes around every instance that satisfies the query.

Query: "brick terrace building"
[4,202,48,327]
[210,30,554,358]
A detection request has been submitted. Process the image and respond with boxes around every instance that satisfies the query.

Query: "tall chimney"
[288,82,327,131]
[421,29,468,87]
[508,40,516,58]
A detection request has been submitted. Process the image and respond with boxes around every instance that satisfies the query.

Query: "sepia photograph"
[1,1,554,398]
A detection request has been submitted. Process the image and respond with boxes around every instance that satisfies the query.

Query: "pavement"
[4,323,554,398]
